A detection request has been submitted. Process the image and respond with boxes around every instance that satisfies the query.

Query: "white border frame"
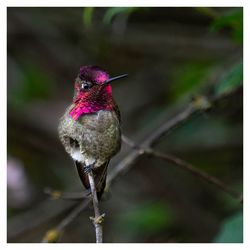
[1,1,248,249]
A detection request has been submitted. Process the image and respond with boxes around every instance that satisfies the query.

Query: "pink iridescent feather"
[69,66,116,120]
[69,85,114,120]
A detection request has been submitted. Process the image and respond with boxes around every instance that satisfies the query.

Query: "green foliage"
[214,211,243,243]
[211,9,243,43]
[215,62,243,97]
[83,7,94,29]
[82,7,141,28]
[9,62,53,108]
[219,183,243,212]
[209,8,243,105]
[118,201,174,236]
[103,7,139,25]
[169,62,212,101]
[196,8,243,43]
[195,7,218,19]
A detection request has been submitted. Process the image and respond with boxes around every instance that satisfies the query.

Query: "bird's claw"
[84,161,96,173]
[84,165,92,173]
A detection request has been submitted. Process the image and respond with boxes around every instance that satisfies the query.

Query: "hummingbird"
[58,65,127,199]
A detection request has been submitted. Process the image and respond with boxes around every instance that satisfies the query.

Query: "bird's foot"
[83,162,96,174]
[83,165,92,174]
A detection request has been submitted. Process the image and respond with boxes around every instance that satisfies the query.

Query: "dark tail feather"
[74,161,109,200]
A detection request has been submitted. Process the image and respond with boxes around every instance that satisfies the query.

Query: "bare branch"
[122,134,242,203]
[107,102,199,186]
[42,198,91,243]
[148,151,243,203]
[44,187,90,200]
[11,93,241,242]
[143,104,196,147]
[8,198,81,241]
[40,97,214,243]
[42,170,105,243]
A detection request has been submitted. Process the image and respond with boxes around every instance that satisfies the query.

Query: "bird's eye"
[81,82,92,90]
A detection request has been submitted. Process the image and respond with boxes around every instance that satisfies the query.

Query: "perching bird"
[58,65,127,199]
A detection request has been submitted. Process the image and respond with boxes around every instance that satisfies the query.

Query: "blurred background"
[7,7,243,243]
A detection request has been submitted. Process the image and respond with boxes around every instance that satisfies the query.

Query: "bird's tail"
[74,161,109,200]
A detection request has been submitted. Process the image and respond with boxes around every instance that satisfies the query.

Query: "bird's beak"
[104,74,128,84]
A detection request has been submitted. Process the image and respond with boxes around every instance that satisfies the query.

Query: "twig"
[36,93,241,242]
[143,104,197,147]
[148,151,243,203]
[42,198,91,243]
[121,135,243,203]
[107,102,199,185]
[39,99,209,242]
[8,199,79,241]
[42,171,105,243]
[44,187,90,200]
[87,170,105,243]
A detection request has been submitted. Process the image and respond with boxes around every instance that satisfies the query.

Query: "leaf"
[195,7,218,19]
[42,229,60,243]
[83,7,94,29]
[214,211,243,243]
[218,183,243,212]
[9,62,54,108]
[169,62,212,101]
[118,201,174,235]
[211,9,243,43]
[103,7,138,25]
[215,62,243,97]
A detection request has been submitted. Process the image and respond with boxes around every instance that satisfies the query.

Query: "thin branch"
[40,98,211,243]
[122,135,242,203]
[42,171,105,243]
[8,199,79,241]
[107,102,199,185]
[36,93,241,242]
[44,187,90,200]
[42,198,91,243]
[87,170,105,243]
[148,151,243,203]
[143,104,197,147]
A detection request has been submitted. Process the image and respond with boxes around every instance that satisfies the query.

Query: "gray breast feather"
[58,109,121,167]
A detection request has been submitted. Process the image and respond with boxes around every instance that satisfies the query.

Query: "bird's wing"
[74,160,109,200]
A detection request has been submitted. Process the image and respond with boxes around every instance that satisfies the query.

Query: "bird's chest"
[59,109,120,166]
[77,110,119,138]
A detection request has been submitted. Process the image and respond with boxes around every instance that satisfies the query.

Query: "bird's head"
[69,65,127,120]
